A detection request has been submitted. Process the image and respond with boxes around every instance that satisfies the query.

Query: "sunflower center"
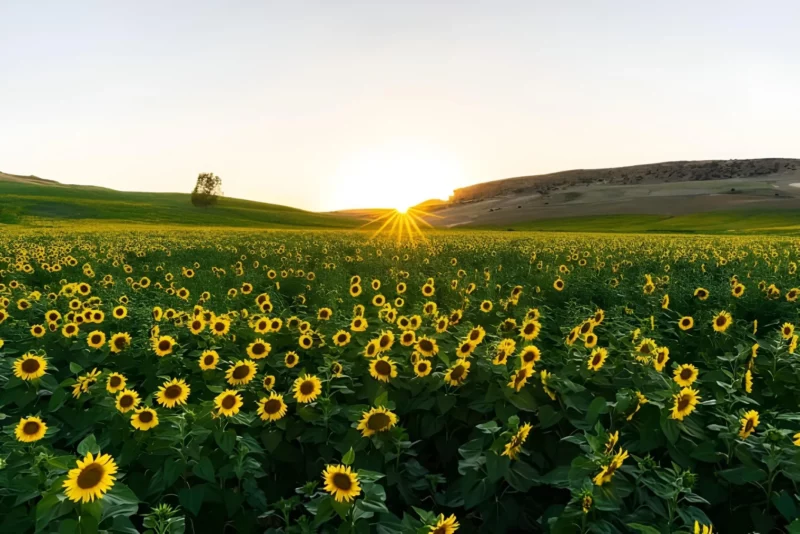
[338,334,347,343]
[109,376,121,387]
[23,421,41,435]
[221,395,237,409]
[164,385,183,399]
[264,399,281,414]
[138,411,154,423]
[680,369,693,380]
[114,337,127,349]
[677,395,691,411]
[379,336,390,348]
[745,419,754,432]
[91,335,102,344]
[375,360,392,376]
[232,365,250,379]
[204,355,215,365]
[158,340,171,351]
[300,381,315,395]
[21,358,41,373]
[470,330,480,341]
[120,395,134,408]
[591,354,602,366]
[367,413,391,431]
[287,355,296,364]
[419,340,433,352]
[514,370,527,386]
[214,322,225,332]
[716,317,726,326]
[76,463,105,489]
[332,473,352,490]
[450,365,465,381]
[524,324,534,335]
[418,362,428,372]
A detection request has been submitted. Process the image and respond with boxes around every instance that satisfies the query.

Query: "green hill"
[0,172,359,228]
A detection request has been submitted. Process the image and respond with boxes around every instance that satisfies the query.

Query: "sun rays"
[361,207,441,244]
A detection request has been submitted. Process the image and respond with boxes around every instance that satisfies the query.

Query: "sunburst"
[361,207,441,244]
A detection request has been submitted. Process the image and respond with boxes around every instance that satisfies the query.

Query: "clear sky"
[2,1,798,212]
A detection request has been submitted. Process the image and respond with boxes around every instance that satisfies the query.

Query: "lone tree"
[191,173,223,207]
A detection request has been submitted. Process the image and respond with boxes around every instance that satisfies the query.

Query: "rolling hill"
[421,158,800,230]
[0,172,359,228]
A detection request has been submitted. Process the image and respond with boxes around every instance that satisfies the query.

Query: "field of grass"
[0,179,359,229]
[502,211,800,234]
[3,227,800,533]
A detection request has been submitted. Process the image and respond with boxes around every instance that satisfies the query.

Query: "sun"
[327,140,462,211]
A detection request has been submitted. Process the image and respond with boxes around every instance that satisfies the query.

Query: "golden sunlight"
[328,141,462,211]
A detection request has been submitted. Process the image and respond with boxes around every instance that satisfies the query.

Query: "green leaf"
[330,497,352,519]
[486,452,510,482]
[179,485,205,516]
[100,483,139,521]
[626,523,661,534]
[660,416,679,444]
[69,362,84,374]
[261,429,282,453]
[342,447,356,466]
[77,434,100,455]
[719,466,767,485]
[476,421,500,434]
[586,396,608,424]
[215,429,236,455]
[538,405,563,428]
[437,394,457,414]
[192,457,216,483]
[773,490,798,522]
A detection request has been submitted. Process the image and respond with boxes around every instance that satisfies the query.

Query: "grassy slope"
[499,211,800,234]
[0,180,359,228]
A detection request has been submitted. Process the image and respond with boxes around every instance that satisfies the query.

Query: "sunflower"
[414,359,432,377]
[711,311,732,333]
[678,316,694,331]
[109,332,131,354]
[587,348,608,372]
[399,330,416,347]
[189,318,205,335]
[415,337,438,357]
[428,514,460,534]
[363,339,381,358]
[331,361,343,377]
[349,284,362,297]
[744,370,753,393]
[673,364,698,387]
[246,339,271,359]
[317,307,332,321]
[106,372,127,393]
[298,334,313,350]
[226,359,257,386]
[444,359,470,387]
[131,407,159,431]
[322,464,361,503]
[257,392,288,421]
[156,378,191,408]
[293,374,323,403]
[87,331,106,349]
[357,406,398,437]
[566,328,580,346]
[333,330,351,347]
[519,345,541,368]
[210,316,231,336]
[694,521,714,534]
[153,335,177,357]
[262,374,276,391]
[467,326,486,344]
[781,322,795,340]
[13,353,48,381]
[112,306,127,319]
[215,389,244,417]
[593,449,629,486]
[508,367,531,392]
[501,422,532,459]
[115,389,140,413]
[15,416,47,442]
[285,351,300,368]
[671,387,700,420]
[63,452,118,503]
[455,340,476,359]
[653,347,670,372]
[583,332,598,348]
[199,350,220,370]
[370,356,398,383]
[732,283,745,298]
[479,300,493,313]
[738,410,760,439]
[62,322,79,338]
[30,324,46,338]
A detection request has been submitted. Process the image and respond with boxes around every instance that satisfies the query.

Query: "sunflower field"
[3,227,800,534]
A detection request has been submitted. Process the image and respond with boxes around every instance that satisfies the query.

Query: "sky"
[2,1,799,212]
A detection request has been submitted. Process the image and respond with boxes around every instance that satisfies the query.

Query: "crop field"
[3,227,800,533]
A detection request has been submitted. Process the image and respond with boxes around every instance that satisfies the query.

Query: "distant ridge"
[449,158,800,203]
